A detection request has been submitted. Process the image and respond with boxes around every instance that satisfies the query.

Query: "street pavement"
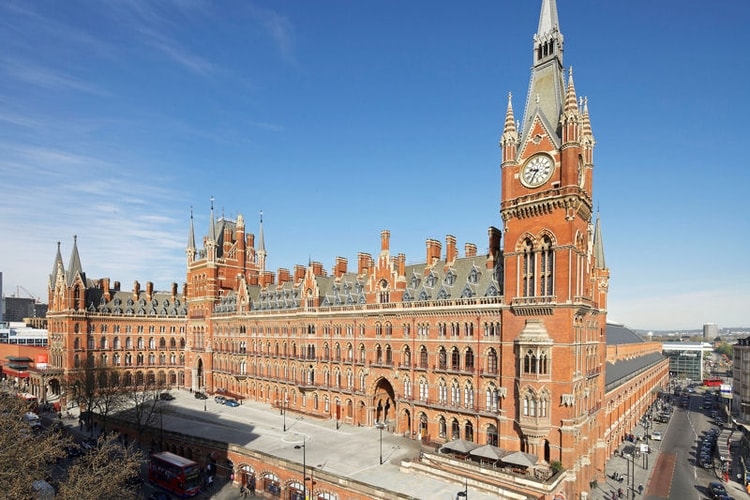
[597,389,749,500]
[53,389,499,500]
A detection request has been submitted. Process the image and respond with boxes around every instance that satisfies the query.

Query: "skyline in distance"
[0,1,747,331]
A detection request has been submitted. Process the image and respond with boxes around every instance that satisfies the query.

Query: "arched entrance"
[373,378,396,426]
[193,358,204,392]
[402,408,412,437]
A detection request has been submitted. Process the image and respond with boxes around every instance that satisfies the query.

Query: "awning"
[469,444,507,461]
[440,439,478,454]
[501,451,538,468]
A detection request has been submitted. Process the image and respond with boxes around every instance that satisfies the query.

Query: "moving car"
[224,398,240,407]
[159,393,175,401]
[650,431,662,441]
[194,391,208,400]
[214,395,226,404]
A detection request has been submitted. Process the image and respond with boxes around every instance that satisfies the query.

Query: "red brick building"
[45,1,668,498]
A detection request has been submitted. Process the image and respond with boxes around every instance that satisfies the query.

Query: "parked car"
[650,431,662,441]
[214,395,226,404]
[224,399,240,407]
[159,393,175,401]
[194,391,208,400]
[709,481,728,499]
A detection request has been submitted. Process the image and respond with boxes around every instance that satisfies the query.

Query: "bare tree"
[0,394,70,498]
[65,359,127,435]
[121,375,165,446]
[93,370,127,434]
[56,433,144,500]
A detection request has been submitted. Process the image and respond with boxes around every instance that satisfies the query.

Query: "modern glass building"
[661,342,711,381]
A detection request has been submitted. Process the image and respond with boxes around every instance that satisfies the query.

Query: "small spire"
[564,66,578,115]
[66,234,84,286]
[187,206,196,252]
[49,241,65,288]
[501,93,519,149]
[208,197,217,243]
[582,97,593,139]
[257,210,267,273]
[593,211,606,270]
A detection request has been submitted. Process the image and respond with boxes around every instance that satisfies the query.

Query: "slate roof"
[606,322,644,345]
[605,352,665,391]
[85,289,187,317]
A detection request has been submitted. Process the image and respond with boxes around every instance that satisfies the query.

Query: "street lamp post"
[456,477,468,499]
[283,399,289,432]
[376,422,385,465]
[294,442,306,499]
[159,409,164,450]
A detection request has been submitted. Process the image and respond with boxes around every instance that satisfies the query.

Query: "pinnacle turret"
[66,235,84,286]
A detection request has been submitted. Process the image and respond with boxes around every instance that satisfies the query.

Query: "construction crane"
[15,286,41,303]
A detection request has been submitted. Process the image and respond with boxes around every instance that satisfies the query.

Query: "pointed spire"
[582,96,593,140]
[501,92,519,160]
[49,241,65,288]
[593,211,606,269]
[208,197,217,243]
[188,206,196,252]
[564,67,578,114]
[66,235,84,286]
[537,0,560,38]
[502,93,518,139]
[257,210,267,273]
[521,0,565,143]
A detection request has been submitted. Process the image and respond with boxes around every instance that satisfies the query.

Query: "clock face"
[521,155,554,187]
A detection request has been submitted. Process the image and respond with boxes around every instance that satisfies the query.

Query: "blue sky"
[0,0,747,331]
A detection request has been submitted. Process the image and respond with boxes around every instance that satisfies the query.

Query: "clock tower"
[499,0,609,490]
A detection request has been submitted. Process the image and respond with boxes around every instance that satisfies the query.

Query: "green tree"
[715,342,734,358]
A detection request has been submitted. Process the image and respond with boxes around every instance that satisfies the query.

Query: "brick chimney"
[146,281,154,302]
[294,265,306,283]
[310,261,325,277]
[381,230,390,252]
[397,253,406,277]
[113,281,121,291]
[101,278,111,302]
[445,234,457,268]
[465,243,477,258]
[487,226,502,269]
[357,252,372,275]
[334,257,348,278]
[425,239,441,266]
[133,280,140,301]
[278,268,291,284]
[260,271,276,288]
[171,282,178,301]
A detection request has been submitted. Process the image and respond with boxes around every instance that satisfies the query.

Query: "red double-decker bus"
[148,451,202,497]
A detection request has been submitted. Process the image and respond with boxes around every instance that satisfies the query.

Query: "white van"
[23,412,42,430]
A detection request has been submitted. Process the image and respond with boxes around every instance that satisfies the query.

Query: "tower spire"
[205,197,217,262]
[187,206,196,262]
[521,0,565,144]
[66,235,84,286]
[593,211,606,269]
[49,241,65,289]
[257,210,267,273]
[500,92,519,162]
